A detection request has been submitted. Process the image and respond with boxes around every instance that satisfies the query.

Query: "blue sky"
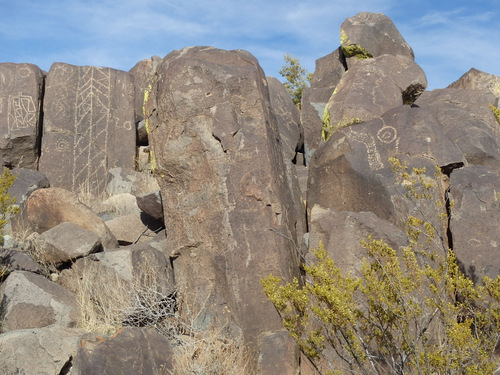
[1,0,499,90]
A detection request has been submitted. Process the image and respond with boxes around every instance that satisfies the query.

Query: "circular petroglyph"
[55,139,70,152]
[17,66,31,78]
[377,126,397,143]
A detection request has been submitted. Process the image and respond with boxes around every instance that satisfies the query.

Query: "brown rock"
[323,54,427,139]
[145,46,301,373]
[449,166,500,282]
[0,271,79,333]
[72,327,174,375]
[267,76,303,162]
[0,63,44,169]
[416,88,500,171]
[26,187,118,249]
[448,68,500,98]
[340,12,414,62]
[0,326,83,375]
[39,63,136,196]
[34,222,102,266]
[308,105,465,231]
[129,56,162,123]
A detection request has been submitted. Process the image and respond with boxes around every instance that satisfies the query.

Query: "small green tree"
[279,53,311,108]
[263,159,500,374]
[0,169,17,234]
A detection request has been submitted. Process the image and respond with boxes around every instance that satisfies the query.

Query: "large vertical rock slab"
[0,63,43,169]
[145,46,301,373]
[39,63,136,196]
[129,56,162,123]
[449,166,500,282]
[301,48,346,161]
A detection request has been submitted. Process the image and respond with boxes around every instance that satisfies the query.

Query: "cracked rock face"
[145,46,302,374]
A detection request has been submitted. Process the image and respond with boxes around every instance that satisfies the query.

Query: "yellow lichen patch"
[489,103,500,126]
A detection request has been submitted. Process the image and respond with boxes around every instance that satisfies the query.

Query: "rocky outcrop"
[448,68,500,98]
[39,63,136,196]
[145,46,302,373]
[0,11,499,375]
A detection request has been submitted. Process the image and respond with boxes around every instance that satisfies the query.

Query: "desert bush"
[0,169,18,242]
[263,159,500,374]
[279,53,311,107]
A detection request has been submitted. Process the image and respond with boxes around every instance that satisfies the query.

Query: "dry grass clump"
[170,326,252,375]
[74,260,176,337]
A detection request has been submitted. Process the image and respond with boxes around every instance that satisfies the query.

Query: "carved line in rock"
[346,124,399,170]
[71,66,111,192]
[8,94,37,131]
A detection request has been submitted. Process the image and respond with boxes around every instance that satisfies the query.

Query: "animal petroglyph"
[346,124,399,170]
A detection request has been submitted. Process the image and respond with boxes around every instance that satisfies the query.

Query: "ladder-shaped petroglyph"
[346,124,399,170]
[71,66,111,193]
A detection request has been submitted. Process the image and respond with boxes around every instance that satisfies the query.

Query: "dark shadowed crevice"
[58,356,72,375]
[212,133,227,153]
[440,162,464,252]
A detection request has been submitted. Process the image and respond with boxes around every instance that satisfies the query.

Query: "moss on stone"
[490,103,500,126]
[341,44,373,60]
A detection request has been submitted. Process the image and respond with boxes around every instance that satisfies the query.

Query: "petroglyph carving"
[347,123,400,171]
[8,94,36,130]
[70,66,112,192]
[346,129,384,170]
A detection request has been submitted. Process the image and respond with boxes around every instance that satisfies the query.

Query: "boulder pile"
[0,11,499,375]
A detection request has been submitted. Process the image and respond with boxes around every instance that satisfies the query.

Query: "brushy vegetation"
[0,169,18,242]
[490,103,500,125]
[279,53,311,108]
[263,159,500,375]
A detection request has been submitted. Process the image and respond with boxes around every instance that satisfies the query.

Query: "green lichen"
[490,103,500,126]
[321,108,331,141]
[143,83,157,173]
[341,44,373,60]
[322,110,362,141]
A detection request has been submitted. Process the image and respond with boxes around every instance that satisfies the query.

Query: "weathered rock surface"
[136,190,164,221]
[72,327,174,375]
[0,270,79,332]
[129,56,162,123]
[267,76,303,162]
[106,167,160,196]
[8,167,50,206]
[0,249,41,276]
[26,187,118,249]
[145,46,301,373]
[308,205,408,272]
[448,68,500,98]
[340,12,414,62]
[308,104,464,229]
[34,222,102,267]
[416,88,500,171]
[0,63,44,169]
[39,63,136,196]
[0,326,83,375]
[449,166,500,282]
[323,54,427,138]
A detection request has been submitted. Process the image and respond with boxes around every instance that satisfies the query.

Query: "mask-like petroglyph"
[8,94,36,131]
